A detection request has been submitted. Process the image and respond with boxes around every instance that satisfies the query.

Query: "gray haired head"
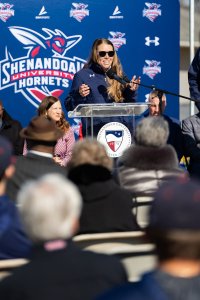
[135,116,169,147]
[17,174,82,243]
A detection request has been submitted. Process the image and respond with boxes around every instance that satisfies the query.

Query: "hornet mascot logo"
[9,26,81,57]
[0,26,85,107]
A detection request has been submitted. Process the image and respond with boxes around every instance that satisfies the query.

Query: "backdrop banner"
[0,0,180,130]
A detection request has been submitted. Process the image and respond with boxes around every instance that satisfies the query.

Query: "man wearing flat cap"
[98,178,200,300]
[6,116,67,201]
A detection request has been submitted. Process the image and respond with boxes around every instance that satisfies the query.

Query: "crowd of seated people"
[0,91,199,299]
[0,174,128,299]
[1,44,200,299]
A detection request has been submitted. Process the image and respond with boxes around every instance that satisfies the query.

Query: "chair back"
[73,231,156,282]
[133,196,154,229]
[0,258,29,280]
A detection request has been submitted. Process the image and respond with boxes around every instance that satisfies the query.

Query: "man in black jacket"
[142,91,184,161]
[0,101,24,155]
[188,47,200,111]
[6,116,67,201]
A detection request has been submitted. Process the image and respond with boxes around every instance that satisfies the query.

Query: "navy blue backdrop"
[0,0,180,128]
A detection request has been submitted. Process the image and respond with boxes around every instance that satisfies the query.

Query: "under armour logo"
[89,74,95,77]
[145,36,160,46]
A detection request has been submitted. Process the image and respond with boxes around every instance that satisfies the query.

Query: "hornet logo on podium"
[0,26,85,107]
[97,122,131,158]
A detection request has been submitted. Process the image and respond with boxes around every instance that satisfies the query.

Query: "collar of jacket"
[89,62,107,75]
[68,163,111,185]
[120,144,179,170]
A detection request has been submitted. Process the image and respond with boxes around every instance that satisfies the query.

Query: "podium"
[68,102,149,138]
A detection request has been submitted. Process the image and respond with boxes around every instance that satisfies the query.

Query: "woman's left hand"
[129,75,141,91]
[53,155,62,166]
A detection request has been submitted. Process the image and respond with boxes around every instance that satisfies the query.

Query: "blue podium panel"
[0,1,180,127]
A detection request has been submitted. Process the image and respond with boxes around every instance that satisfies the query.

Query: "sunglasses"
[98,51,115,57]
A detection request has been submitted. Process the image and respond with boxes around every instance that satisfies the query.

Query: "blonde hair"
[68,138,113,170]
[85,38,125,102]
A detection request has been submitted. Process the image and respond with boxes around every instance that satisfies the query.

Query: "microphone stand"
[106,68,198,105]
[157,90,163,116]
[131,80,199,104]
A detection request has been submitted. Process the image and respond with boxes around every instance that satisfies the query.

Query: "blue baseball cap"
[148,177,200,231]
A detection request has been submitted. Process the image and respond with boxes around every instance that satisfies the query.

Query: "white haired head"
[136,116,169,147]
[17,174,82,243]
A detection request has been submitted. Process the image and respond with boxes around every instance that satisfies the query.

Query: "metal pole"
[190,0,195,115]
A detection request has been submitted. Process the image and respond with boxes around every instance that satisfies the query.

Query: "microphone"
[106,68,129,85]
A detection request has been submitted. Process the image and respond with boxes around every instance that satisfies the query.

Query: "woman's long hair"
[84,38,125,102]
[38,96,70,132]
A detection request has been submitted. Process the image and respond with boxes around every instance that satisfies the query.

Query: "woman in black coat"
[67,139,139,234]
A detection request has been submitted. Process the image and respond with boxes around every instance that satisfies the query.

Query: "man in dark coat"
[188,47,200,110]
[182,112,200,178]
[140,91,184,161]
[6,116,67,201]
[0,101,24,155]
[0,174,127,300]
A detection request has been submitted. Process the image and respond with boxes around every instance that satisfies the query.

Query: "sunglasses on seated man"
[98,51,115,57]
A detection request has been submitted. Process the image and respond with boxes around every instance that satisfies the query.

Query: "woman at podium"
[65,38,140,137]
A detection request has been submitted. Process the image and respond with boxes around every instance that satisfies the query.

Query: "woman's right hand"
[129,76,141,91]
[79,84,90,97]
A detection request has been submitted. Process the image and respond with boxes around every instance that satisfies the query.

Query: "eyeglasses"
[98,51,115,57]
